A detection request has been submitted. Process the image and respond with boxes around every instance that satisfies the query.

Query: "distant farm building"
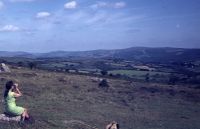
[133,65,155,71]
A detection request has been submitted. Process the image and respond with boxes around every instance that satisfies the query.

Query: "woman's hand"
[13,83,22,97]
[14,83,19,88]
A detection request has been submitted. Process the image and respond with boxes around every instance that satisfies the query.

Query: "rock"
[91,77,103,82]
[0,63,11,73]
[106,121,119,129]
[0,114,21,122]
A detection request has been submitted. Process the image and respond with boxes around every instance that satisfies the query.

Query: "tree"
[17,61,24,67]
[28,62,37,70]
[101,70,108,76]
[168,73,179,85]
[99,79,109,88]
[65,68,69,72]
[109,73,113,77]
[145,73,150,82]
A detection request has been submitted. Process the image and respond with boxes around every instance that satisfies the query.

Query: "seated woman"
[4,80,29,121]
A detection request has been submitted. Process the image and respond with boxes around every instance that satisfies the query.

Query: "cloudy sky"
[0,0,200,52]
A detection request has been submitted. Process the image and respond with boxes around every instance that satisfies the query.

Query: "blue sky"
[0,0,200,52]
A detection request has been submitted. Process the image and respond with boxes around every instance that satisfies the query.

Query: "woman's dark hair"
[4,81,14,98]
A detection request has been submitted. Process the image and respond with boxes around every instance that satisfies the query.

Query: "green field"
[109,70,169,80]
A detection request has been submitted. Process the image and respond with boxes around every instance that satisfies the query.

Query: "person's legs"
[21,111,26,121]
[21,108,29,121]
[24,109,29,118]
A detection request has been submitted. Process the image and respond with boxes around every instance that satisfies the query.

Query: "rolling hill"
[1,47,200,63]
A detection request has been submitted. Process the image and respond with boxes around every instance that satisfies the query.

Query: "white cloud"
[90,2,108,9]
[0,25,20,32]
[0,1,4,9]
[64,1,77,9]
[114,2,126,8]
[9,0,35,2]
[36,12,51,18]
[90,1,126,9]
[97,2,107,7]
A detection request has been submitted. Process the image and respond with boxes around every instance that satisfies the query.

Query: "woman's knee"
[22,111,26,116]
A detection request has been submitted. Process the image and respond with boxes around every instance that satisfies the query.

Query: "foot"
[25,115,35,124]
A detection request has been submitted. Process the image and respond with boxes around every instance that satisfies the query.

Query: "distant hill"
[0,51,34,58]
[1,47,200,63]
[112,47,200,62]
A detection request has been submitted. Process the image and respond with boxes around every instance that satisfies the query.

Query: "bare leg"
[24,109,29,118]
[25,110,29,118]
[21,112,26,121]
[21,108,29,121]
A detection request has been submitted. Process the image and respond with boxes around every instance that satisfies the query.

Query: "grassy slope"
[0,67,200,129]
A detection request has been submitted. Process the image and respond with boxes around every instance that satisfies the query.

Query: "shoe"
[25,115,35,124]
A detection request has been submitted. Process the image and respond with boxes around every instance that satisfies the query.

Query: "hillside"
[1,47,200,63]
[0,66,200,129]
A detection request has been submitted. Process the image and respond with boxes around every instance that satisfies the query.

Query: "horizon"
[0,0,200,52]
[0,46,200,53]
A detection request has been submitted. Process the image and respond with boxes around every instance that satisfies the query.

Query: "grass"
[0,66,200,129]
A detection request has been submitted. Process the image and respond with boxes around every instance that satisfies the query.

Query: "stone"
[0,114,21,122]
[0,63,11,73]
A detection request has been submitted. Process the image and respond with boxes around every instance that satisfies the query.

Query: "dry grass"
[0,66,200,129]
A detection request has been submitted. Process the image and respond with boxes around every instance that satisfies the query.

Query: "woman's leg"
[21,111,26,121]
[24,108,29,118]
[21,108,29,121]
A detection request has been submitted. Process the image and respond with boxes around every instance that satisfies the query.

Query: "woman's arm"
[13,84,22,97]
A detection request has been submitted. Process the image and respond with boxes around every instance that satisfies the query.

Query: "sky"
[0,0,200,52]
